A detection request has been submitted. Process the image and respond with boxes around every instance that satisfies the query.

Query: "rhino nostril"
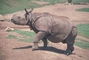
[11,19,15,23]
[11,19,13,22]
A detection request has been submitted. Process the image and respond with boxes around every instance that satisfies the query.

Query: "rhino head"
[11,8,33,25]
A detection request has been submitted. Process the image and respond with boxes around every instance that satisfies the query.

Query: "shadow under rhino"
[13,45,75,55]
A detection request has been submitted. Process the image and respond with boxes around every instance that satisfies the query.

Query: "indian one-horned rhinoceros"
[11,8,77,55]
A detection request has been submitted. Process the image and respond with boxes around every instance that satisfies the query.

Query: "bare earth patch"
[0,4,89,60]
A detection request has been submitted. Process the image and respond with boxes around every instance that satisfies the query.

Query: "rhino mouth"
[11,19,19,25]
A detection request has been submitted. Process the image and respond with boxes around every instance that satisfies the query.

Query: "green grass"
[0,0,89,15]
[37,0,89,4]
[7,30,36,43]
[76,24,89,49]
[77,24,89,39]
[75,38,89,49]
[0,0,47,15]
[13,30,35,36]
[72,0,89,3]
[7,34,17,39]
[14,30,36,42]
[76,8,89,12]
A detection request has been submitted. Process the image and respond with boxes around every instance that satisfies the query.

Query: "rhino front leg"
[32,31,47,50]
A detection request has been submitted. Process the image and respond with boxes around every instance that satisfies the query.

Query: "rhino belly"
[47,35,65,43]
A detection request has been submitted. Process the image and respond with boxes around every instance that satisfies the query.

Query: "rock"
[0,14,4,21]
[5,27,14,32]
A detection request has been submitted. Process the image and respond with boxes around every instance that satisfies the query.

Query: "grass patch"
[7,34,17,39]
[72,0,89,3]
[37,0,89,4]
[0,0,47,15]
[1,0,89,15]
[14,30,36,42]
[7,30,36,43]
[76,38,89,43]
[76,8,89,12]
[75,38,89,49]
[77,24,89,39]
[76,24,89,49]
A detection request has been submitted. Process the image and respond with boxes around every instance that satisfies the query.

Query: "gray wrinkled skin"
[11,14,27,25]
[11,8,77,55]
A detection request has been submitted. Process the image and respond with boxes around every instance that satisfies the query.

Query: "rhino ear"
[25,8,29,14]
[29,8,33,13]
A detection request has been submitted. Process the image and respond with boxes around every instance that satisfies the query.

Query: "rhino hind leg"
[65,42,74,55]
[65,26,77,55]
[42,38,48,49]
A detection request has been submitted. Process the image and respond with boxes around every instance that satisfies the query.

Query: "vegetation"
[75,24,89,49]
[0,0,89,15]
[7,30,36,43]
[0,0,47,15]
[75,38,89,49]
[37,0,89,4]
[7,34,17,39]
[77,24,89,39]
[76,8,89,12]
[72,0,89,3]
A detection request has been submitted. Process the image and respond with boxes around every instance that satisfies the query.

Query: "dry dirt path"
[0,4,89,60]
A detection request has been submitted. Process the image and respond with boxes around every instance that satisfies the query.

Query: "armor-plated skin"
[11,8,77,55]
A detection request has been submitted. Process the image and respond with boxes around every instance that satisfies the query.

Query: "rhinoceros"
[11,8,77,55]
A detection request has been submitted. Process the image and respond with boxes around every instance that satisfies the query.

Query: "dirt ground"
[0,3,89,60]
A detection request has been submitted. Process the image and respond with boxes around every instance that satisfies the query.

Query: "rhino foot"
[64,49,72,56]
[32,45,38,51]
[42,46,48,50]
